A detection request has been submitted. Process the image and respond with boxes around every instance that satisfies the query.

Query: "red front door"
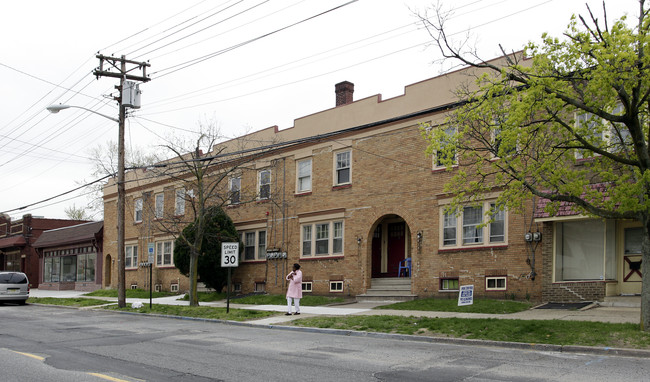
[386,222,405,276]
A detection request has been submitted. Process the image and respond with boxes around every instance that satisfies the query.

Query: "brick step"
[356,294,417,303]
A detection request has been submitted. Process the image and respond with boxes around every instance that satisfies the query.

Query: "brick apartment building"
[0,214,90,288]
[102,56,547,302]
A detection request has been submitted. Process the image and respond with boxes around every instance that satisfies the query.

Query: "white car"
[0,272,29,305]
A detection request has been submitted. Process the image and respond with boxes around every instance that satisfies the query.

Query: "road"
[1,304,649,382]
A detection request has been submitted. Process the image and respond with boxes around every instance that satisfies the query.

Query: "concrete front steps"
[356,277,416,302]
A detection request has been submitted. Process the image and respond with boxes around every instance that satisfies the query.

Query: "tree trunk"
[188,250,199,307]
[642,214,650,331]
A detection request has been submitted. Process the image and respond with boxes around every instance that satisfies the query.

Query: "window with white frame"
[301,221,344,257]
[486,276,507,291]
[575,112,607,159]
[440,201,507,249]
[258,169,271,199]
[134,198,143,222]
[489,203,505,243]
[155,193,164,219]
[297,158,312,193]
[334,151,351,185]
[254,282,266,292]
[433,125,457,169]
[125,245,138,268]
[175,189,185,215]
[330,281,343,292]
[156,240,173,267]
[239,230,266,261]
[302,282,312,293]
[230,176,241,204]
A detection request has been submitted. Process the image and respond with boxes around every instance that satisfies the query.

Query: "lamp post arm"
[46,104,119,123]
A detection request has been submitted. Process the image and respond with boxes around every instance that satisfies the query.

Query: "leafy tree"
[174,206,239,292]
[421,1,650,329]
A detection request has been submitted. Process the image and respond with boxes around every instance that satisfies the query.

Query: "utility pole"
[94,55,150,308]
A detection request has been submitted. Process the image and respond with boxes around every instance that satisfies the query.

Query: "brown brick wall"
[103,121,543,302]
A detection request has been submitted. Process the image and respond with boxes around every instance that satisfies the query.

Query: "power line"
[152,1,359,78]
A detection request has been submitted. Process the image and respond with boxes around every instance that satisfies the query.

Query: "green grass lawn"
[232,294,345,306]
[84,288,177,299]
[104,303,275,321]
[292,315,650,349]
[376,298,532,314]
[28,297,110,307]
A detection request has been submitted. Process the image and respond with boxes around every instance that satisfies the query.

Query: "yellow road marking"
[87,372,133,382]
[12,351,45,361]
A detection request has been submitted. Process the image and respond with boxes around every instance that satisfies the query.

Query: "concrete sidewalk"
[28,289,641,325]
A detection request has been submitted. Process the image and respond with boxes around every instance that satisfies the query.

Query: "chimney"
[335,81,354,106]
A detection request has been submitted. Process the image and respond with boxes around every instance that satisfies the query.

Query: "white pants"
[287,297,300,313]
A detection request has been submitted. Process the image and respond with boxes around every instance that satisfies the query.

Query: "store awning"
[0,235,26,249]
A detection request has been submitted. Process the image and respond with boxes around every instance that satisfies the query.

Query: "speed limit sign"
[221,242,239,267]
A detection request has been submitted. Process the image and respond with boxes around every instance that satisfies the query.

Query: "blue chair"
[398,257,411,277]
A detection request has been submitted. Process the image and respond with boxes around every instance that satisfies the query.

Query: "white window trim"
[574,111,612,160]
[300,220,344,258]
[125,244,138,269]
[439,201,507,250]
[485,276,507,291]
[258,169,271,200]
[302,281,313,293]
[175,189,185,215]
[239,229,267,261]
[333,150,352,186]
[296,158,312,193]
[433,125,458,170]
[440,278,460,292]
[229,176,241,204]
[329,281,344,293]
[155,193,164,219]
[134,198,143,223]
[155,240,174,267]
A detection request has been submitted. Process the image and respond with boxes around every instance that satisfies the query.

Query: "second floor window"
[175,189,185,215]
[134,198,143,222]
[335,151,351,185]
[155,193,164,219]
[259,169,271,199]
[230,177,241,204]
[434,125,457,169]
[297,158,312,193]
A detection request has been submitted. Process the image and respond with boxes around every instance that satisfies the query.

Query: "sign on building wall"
[458,285,474,306]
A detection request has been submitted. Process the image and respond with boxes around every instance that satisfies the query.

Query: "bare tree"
[150,123,272,306]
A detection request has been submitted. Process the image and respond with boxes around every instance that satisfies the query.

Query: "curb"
[95,308,650,359]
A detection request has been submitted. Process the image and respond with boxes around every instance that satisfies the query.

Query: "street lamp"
[46,103,127,308]
[46,104,119,123]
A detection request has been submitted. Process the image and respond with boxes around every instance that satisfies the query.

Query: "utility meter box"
[122,81,142,109]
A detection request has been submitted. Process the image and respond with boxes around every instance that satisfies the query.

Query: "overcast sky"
[0,0,640,220]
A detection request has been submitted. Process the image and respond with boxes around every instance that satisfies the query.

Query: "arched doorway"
[104,254,112,288]
[371,215,411,278]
